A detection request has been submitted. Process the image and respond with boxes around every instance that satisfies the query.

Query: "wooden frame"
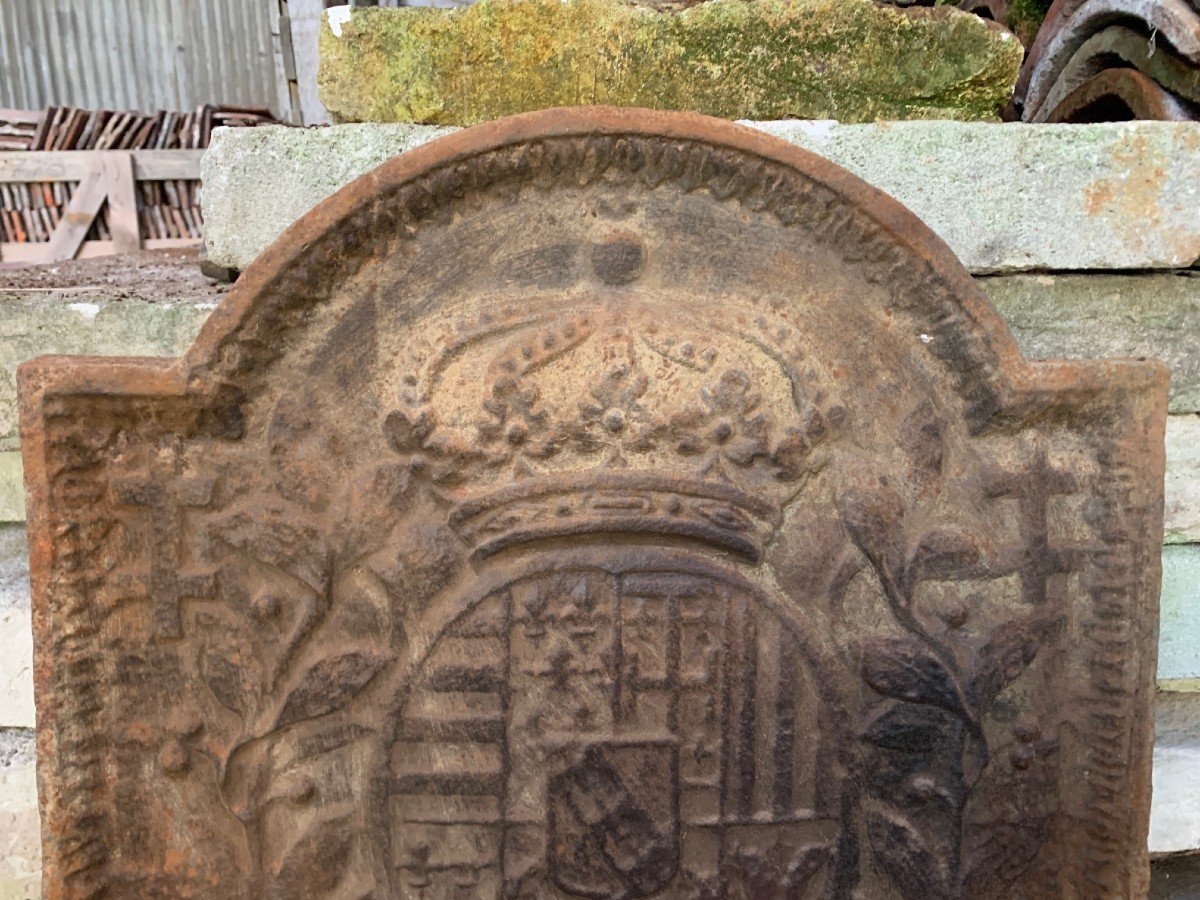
[0,149,204,264]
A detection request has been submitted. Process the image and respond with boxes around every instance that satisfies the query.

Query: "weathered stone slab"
[0,526,27,614]
[981,273,1200,416]
[23,108,1166,897]
[200,123,454,276]
[1165,416,1200,545]
[757,120,1200,273]
[0,526,32,731]
[1150,691,1200,856]
[0,294,221,454]
[317,0,1021,126]
[1160,545,1200,683]
[0,607,33,730]
[0,728,39,900]
[201,120,1200,274]
[0,455,21,523]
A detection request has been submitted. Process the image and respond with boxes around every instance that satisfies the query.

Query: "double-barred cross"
[983,447,1077,606]
[108,473,218,639]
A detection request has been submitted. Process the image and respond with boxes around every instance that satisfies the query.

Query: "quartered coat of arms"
[19,108,1167,899]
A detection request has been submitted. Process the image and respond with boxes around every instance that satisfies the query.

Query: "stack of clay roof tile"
[0,104,276,246]
[1014,0,1200,121]
[0,108,41,151]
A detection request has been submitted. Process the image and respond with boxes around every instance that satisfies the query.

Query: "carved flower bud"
[711,419,733,444]
[804,408,827,442]
[506,422,528,445]
[169,711,204,739]
[159,739,189,775]
[251,591,281,621]
[1011,744,1036,770]
[938,597,970,630]
[602,409,627,433]
[772,427,812,481]
[384,407,434,452]
[287,779,316,805]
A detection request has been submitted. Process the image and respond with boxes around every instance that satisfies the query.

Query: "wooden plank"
[0,153,91,181]
[0,109,43,125]
[141,238,199,251]
[0,148,204,263]
[101,153,140,254]
[0,237,199,263]
[0,150,203,183]
[132,150,204,180]
[41,161,109,263]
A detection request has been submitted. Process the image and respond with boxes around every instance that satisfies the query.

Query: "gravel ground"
[0,249,230,304]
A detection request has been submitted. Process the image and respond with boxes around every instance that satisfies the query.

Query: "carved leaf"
[971,615,1052,705]
[209,500,330,595]
[837,481,906,581]
[784,843,833,896]
[201,647,250,717]
[962,728,990,789]
[866,809,953,900]
[281,724,371,774]
[333,463,411,561]
[275,652,386,730]
[910,526,981,575]
[898,400,944,485]
[962,818,1051,898]
[861,702,949,753]
[861,637,972,721]
[220,736,273,820]
[268,813,354,899]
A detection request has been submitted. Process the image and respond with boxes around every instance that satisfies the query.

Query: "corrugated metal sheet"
[0,0,282,115]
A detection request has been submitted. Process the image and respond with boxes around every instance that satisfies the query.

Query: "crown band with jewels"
[448,471,781,561]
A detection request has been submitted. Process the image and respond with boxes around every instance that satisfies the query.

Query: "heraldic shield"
[547,740,679,898]
[18,107,1166,899]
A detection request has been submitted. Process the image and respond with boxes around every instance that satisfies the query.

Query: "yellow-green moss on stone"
[318,0,1023,125]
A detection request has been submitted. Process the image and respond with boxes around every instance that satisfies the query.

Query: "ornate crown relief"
[383,303,847,561]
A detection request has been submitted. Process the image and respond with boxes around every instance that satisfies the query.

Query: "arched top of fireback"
[176,106,1155,435]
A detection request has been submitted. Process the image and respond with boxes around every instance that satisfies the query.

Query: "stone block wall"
[0,120,1198,895]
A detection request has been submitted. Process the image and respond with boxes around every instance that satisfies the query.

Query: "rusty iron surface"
[18,106,1167,898]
